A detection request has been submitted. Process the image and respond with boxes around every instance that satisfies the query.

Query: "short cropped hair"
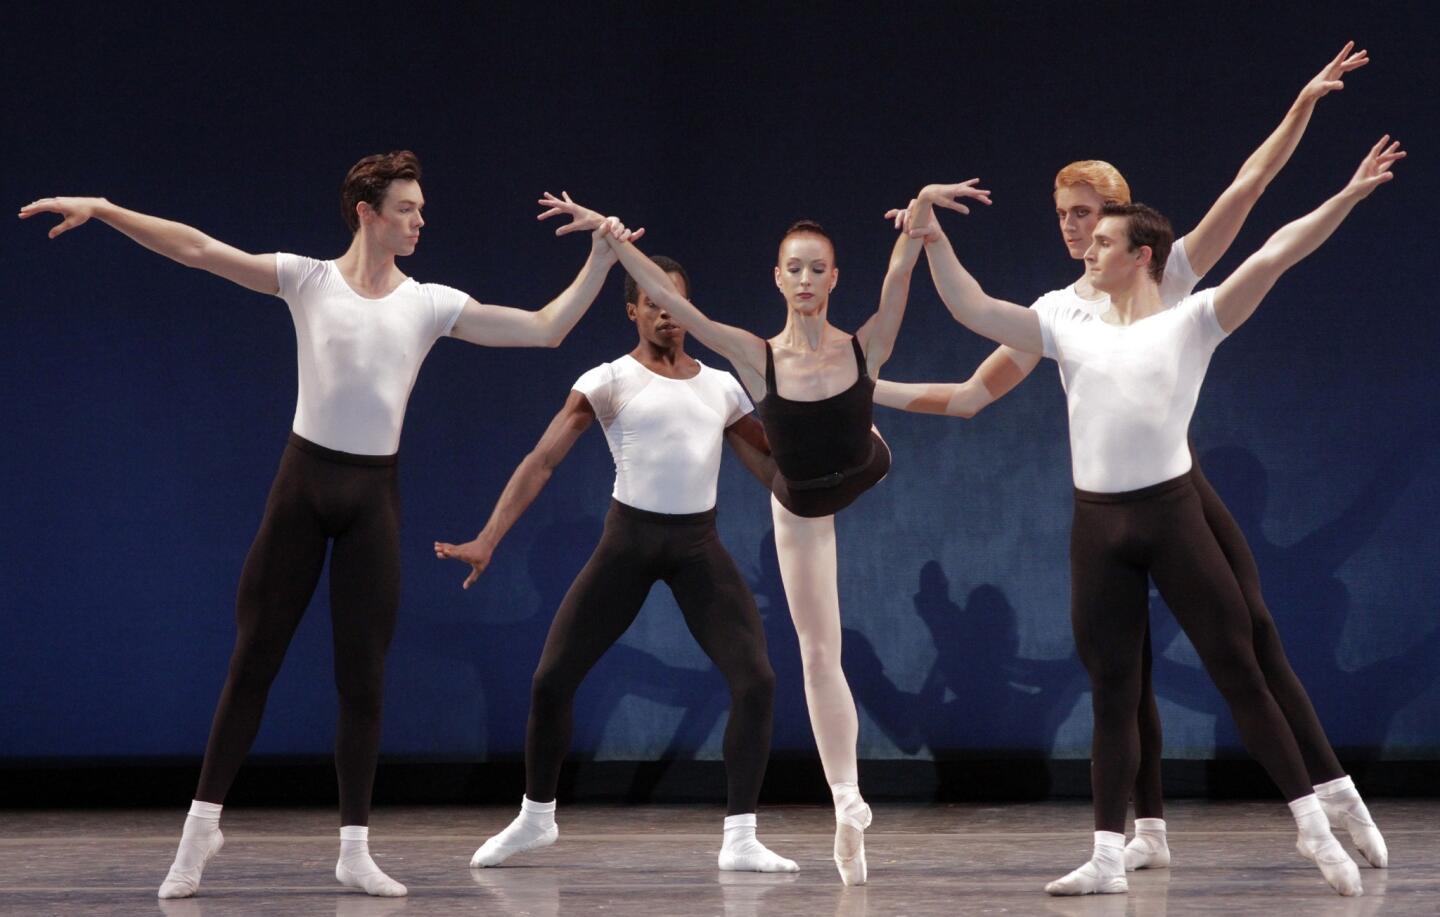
[1100,201,1173,283]
[1055,160,1132,205]
[340,151,421,234]
[626,255,690,306]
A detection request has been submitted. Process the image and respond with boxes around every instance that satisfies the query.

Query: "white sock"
[471,796,559,867]
[830,782,871,886]
[1291,794,1362,896]
[1124,817,1171,871]
[1315,775,1388,868]
[157,801,224,899]
[1045,831,1128,896]
[335,825,407,897]
[718,813,799,873]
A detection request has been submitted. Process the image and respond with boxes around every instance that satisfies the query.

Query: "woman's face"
[1054,183,1106,261]
[774,233,837,315]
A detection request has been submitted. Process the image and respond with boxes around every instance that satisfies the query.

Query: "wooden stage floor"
[1,799,1435,915]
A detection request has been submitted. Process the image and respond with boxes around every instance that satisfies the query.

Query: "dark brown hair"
[1100,201,1172,283]
[340,151,421,234]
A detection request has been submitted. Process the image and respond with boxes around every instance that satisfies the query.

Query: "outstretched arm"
[921,207,1044,353]
[18,197,278,294]
[873,378,991,417]
[1185,41,1369,276]
[724,414,778,488]
[449,200,638,348]
[536,193,769,394]
[433,391,595,588]
[1214,136,1403,333]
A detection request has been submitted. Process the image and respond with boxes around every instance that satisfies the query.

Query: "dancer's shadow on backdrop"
[1149,445,1439,759]
[745,531,1087,798]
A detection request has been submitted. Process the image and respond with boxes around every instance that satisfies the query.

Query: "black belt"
[783,442,877,492]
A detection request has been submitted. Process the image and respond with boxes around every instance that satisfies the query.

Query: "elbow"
[524,450,559,477]
[1229,173,1269,205]
[174,239,209,270]
[538,320,566,349]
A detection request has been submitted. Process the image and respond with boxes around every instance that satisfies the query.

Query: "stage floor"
[1,799,1434,916]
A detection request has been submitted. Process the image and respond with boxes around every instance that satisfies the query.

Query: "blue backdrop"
[3,2,1436,768]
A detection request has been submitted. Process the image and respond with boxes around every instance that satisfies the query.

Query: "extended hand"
[537,192,644,242]
[883,201,941,242]
[17,196,105,239]
[919,179,993,215]
[1301,41,1369,103]
[434,536,496,590]
[1346,135,1405,199]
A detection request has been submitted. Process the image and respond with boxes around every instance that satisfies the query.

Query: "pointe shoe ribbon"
[833,800,872,887]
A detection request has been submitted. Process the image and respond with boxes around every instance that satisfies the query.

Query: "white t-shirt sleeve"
[1159,236,1201,307]
[1031,294,1063,361]
[274,252,324,303]
[722,374,755,427]
[1177,288,1228,353]
[572,363,615,423]
[422,282,470,339]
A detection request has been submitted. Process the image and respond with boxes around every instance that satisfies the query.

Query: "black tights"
[1131,459,1344,818]
[1071,475,1313,834]
[526,500,775,815]
[195,434,400,826]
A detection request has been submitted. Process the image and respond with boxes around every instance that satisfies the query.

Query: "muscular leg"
[770,494,869,884]
[1191,463,1344,782]
[770,495,855,785]
[1133,622,1165,819]
[1047,498,1148,896]
[473,507,657,868]
[162,449,328,899]
[328,468,401,828]
[328,468,406,896]
[669,529,794,872]
[1150,490,1360,895]
[1148,496,1312,802]
[525,517,658,801]
[196,458,328,804]
[667,533,775,816]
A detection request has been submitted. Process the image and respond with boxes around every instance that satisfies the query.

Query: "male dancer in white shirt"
[900,136,1403,897]
[19,154,637,898]
[436,255,798,874]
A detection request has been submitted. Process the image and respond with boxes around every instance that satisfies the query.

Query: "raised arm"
[1185,42,1369,276]
[920,200,1044,353]
[449,199,639,348]
[854,193,955,375]
[18,197,278,294]
[1214,136,1403,334]
[535,193,768,393]
[723,413,778,488]
[433,391,596,588]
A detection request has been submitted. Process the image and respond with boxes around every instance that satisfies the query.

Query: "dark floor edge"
[3,754,1435,808]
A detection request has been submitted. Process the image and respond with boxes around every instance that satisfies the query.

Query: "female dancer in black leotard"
[535,190,976,884]
[877,43,1386,874]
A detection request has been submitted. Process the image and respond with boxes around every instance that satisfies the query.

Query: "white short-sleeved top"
[572,355,754,514]
[1031,236,1202,349]
[1036,286,1229,494]
[275,254,468,455]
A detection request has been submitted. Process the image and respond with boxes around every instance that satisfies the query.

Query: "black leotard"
[758,336,890,518]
